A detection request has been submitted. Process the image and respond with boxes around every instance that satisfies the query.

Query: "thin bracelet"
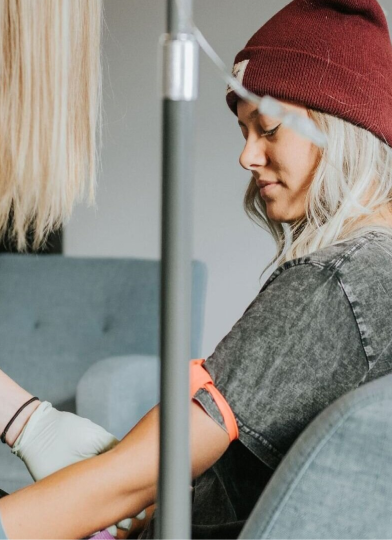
[0,397,40,444]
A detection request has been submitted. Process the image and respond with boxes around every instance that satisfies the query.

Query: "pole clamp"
[161,33,199,101]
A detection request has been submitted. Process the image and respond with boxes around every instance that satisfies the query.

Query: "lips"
[258,181,281,198]
[257,180,280,188]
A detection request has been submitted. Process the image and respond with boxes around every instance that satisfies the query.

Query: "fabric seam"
[328,236,370,270]
[261,260,326,290]
[193,388,227,433]
[236,415,284,460]
[262,234,374,291]
[336,276,372,370]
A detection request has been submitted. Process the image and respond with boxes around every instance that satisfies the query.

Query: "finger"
[107,524,118,536]
[116,518,132,531]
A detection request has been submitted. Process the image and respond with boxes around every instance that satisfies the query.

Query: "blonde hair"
[244,110,392,280]
[0,0,103,251]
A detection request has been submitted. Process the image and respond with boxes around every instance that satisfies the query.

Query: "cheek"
[281,137,318,192]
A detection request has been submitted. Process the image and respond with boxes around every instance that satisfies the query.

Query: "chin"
[266,209,286,223]
[266,205,303,224]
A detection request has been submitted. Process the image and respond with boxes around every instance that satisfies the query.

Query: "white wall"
[64,0,392,359]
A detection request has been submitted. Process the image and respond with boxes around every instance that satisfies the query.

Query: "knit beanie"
[226,0,392,148]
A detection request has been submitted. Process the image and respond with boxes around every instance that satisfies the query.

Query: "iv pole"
[157,0,198,538]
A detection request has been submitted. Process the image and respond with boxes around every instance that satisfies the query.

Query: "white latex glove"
[11,401,133,535]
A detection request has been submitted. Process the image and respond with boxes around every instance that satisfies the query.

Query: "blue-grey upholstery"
[76,354,161,440]
[239,372,392,539]
[0,254,207,493]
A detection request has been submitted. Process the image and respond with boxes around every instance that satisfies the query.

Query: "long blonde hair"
[0,0,103,251]
[244,110,392,280]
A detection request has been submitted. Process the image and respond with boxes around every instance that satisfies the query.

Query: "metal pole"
[157,0,198,538]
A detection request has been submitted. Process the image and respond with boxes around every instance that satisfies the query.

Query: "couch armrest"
[76,355,160,440]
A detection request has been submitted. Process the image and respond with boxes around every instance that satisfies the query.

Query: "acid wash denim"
[141,230,392,539]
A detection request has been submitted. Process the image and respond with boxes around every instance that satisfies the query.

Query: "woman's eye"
[261,124,281,138]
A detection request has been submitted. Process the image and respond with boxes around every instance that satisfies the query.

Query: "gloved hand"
[11,401,134,536]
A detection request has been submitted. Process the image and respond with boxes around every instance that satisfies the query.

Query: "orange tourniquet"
[190,359,239,442]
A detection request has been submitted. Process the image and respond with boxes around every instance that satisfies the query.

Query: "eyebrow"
[238,105,287,128]
[237,108,260,127]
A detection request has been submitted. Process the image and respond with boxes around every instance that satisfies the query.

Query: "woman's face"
[237,98,321,223]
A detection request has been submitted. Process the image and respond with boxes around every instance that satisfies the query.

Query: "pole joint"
[161,33,199,101]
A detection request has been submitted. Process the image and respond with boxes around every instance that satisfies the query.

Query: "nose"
[239,136,269,172]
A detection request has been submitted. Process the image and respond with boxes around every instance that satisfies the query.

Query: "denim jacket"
[142,230,392,539]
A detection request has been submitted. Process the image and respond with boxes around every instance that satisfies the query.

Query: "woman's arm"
[0,371,42,447]
[0,371,131,536]
[0,401,229,539]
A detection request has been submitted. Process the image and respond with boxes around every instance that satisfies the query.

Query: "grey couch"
[239,371,392,539]
[0,254,207,493]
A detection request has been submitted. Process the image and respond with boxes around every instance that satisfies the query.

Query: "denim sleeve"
[193,262,369,469]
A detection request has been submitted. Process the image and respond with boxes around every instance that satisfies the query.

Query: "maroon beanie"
[226,0,392,148]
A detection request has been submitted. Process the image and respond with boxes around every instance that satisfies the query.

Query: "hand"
[105,505,155,539]
[91,508,148,539]
[112,507,151,539]
[11,401,134,535]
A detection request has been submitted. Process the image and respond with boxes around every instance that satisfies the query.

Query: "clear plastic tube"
[173,0,327,148]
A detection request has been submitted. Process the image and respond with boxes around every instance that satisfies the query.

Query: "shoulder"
[257,230,392,372]
[261,230,390,292]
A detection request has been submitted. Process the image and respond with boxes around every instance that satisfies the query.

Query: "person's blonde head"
[243,110,392,279]
[0,0,103,251]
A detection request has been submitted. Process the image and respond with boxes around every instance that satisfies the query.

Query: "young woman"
[2,0,392,538]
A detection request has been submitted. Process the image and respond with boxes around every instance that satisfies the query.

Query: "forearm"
[0,401,229,539]
[0,406,160,539]
[0,370,41,446]
[0,451,152,540]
